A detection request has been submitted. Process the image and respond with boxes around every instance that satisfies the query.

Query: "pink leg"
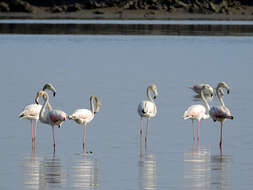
[145,119,150,152]
[140,118,143,136]
[192,120,195,140]
[31,120,34,142]
[219,122,223,149]
[34,120,38,141]
[83,123,87,150]
[197,120,200,141]
[140,118,143,159]
[52,126,56,152]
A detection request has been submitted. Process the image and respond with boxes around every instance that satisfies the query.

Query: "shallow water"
[0,21,253,189]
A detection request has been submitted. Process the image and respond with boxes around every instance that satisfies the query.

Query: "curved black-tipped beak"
[227,90,230,94]
[53,92,56,96]
[210,93,213,98]
[154,96,157,99]
[35,98,39,104]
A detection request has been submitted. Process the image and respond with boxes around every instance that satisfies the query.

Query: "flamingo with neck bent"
[138,84,158,152]
[68,96,102,150]
[209,82,234,149]
[19,83,56,143]
[35,91,67,151]
[184,85,213,141]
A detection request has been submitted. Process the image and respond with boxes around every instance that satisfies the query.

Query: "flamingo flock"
[184,82,234,150]
[19,82,233,152]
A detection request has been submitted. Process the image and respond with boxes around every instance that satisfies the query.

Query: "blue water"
[0,23,252,189]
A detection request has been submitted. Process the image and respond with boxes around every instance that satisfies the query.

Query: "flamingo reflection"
[139,153,157,190]
[184,142,211,189]
[23,149,41,190]
[70,154,99,189]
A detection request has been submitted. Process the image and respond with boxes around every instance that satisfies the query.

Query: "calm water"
[0,20,253,190]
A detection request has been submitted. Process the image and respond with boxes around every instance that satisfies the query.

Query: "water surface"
[0,22,253,189]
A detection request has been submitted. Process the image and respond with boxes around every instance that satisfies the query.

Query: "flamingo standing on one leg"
[19,83,56,143]
[68,96,102,150]
[138,84,158,152]
[35,91,67,152]
[209,82,234,149]
[184,85,213,141]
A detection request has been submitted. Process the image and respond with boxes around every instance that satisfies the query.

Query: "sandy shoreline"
[1,8,253,20]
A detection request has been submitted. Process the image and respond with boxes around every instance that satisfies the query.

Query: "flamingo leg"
[83,123,87,151]
[192,119,195,141]
[219,122,223,149]
[31,120,34,142]
[34,120,38,142]
[52,126,56,152]
[140,117,143,136]
[197,120,200,141]
[140,118,143,159]
[145,119,150,152]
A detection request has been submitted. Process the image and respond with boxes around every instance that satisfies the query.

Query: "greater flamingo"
[209,82,233,149]
[138,84,158,150]
[183,85,213,140]
[35,90,67,151]
[19,83,56,143]
[68,96,102,150]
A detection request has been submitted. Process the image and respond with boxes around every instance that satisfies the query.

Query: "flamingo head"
[218,82,230,94]
[43,83,56,96]
[149,84,158,99]
[201,85,213,97]
[35,91,45,104]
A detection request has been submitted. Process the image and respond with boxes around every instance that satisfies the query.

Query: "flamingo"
[68,96,102,150]
[138,84,158,149]
[209,82,233,149]
[19,83,56,143]
[35,90,67,151]
[183,85,213,141]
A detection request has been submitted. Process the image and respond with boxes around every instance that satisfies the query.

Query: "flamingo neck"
[90,96,95,114]
[216,86,225,107]
[147,87,154,102]
[40,92,50,124]
[200,88,210,112]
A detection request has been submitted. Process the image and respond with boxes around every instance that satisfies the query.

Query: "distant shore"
[1,8,253,20]
[0,0,253,20]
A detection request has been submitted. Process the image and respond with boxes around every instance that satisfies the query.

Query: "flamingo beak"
[154,95,157,99]
[210,93,213,98]
[227,89,230,94]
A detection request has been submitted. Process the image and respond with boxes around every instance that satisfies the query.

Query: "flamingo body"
[19,104,42,121]
[210,106,233,122]
[68,109,94,125]
[183,104,209,121]
[138,101,157,119]
[48,110,67,127]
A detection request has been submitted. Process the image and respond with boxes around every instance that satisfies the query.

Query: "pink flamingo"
[19,83,56,143]
[68,96,102,150]
[184,85,213,140]
[35,90,67,151]
[138,84,158,151]
[209,82,233,149]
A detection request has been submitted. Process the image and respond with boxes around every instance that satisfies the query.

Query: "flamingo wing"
[184,104,206,119]
[49,110,66,124]
[19,104,42,119]
[72,109,93,120]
